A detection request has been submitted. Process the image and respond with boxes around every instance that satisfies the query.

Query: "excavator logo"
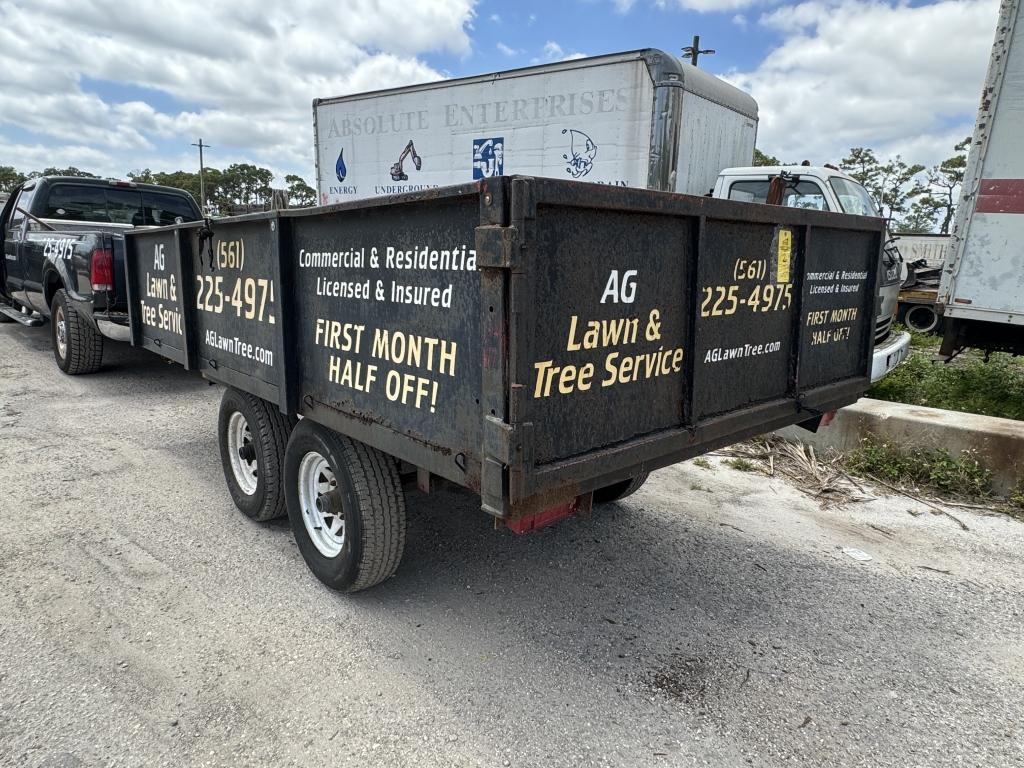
[562,129,597,178]
[390,140,423,181]
[472,137,504,179]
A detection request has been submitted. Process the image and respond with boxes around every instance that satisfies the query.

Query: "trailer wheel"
[593,471,650,504]
[284,420,406,592]
[904,304,940,334]
[51,289,103,374]
[218,388,293,522]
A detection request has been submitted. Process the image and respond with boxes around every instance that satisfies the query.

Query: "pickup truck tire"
[51,289,103,375]
[218,388,293,522]
[284,421,406,592]
[593,471,650,504]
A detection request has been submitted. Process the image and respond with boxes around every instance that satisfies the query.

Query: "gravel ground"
[1,324,1023,768]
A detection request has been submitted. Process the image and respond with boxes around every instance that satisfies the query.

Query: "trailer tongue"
[125,176,883,591]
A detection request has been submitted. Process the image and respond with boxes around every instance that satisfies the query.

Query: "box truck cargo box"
[313,49,758,205]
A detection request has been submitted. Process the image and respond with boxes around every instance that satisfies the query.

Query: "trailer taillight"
[90,248,114,293]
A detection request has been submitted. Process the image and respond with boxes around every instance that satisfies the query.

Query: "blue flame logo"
[335,149,347,183]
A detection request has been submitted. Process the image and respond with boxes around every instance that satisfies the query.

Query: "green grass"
[867,325,1024,421]
[692,457,712,470]
[1011,483,1024,515]
[724,457,758,473]
[844,435,992,499]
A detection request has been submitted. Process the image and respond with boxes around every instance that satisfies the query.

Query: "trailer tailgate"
[487,178,883,513]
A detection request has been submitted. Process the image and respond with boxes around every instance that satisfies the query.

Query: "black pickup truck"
[0,177,201,373]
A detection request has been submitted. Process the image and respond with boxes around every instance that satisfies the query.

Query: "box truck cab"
[712,165,910,381]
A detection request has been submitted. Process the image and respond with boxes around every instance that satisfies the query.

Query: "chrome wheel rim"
[54,305,67,359]
[227,412,258,495]
[298,451,344,558]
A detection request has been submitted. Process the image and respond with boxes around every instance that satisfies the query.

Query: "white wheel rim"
[54,305,67,359]
[227,412,259,495]
[298,451,344,558]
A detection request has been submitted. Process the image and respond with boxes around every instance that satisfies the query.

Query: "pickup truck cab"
[713,165,911,382]
[0,177,201,373]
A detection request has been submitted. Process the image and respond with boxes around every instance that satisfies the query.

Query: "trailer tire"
[218,388,293,522]
[51,289,103,374]
[284,420,406,592]
[593,471,650,504]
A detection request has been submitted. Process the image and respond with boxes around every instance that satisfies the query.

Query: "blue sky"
[433,2,767,74]
[0,0,1000,184]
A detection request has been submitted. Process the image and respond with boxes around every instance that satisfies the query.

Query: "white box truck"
[939,0,1024,357]
[313,49,758,204]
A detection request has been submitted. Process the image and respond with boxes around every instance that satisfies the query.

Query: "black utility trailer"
[124,176,883,591]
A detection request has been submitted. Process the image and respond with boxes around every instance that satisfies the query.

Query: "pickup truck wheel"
[218,388,293,522]
[51,289,103,374]
[284,420,406,592]
[593,471,650,504]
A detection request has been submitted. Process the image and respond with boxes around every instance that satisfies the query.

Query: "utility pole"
[682,35,715,67]
[191,138,210,213]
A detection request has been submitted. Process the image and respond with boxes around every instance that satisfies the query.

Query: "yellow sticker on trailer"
[777,229,792,283]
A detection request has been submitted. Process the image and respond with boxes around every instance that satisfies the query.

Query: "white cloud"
[496,41,521,57]
[534,41,587,64]
[489,13,501,21]
[726,0,997,168]
[0,0,477,182]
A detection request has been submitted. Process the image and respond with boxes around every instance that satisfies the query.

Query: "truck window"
[728,180,831,211]
[8,186,36,232]
[142,192,200,225]
[42,184,200,226]
[829,177,879,217]
[44,185,109,222]
[107,188,145,225]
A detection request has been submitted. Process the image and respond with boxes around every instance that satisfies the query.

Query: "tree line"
[0,164,317,212]
[2,138,969,232]
[753,137,970,234]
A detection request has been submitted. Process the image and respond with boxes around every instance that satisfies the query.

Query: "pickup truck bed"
[124,176,884,591]
[0,177,200,373]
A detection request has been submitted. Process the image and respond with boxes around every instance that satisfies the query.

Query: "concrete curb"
[774,398,1024,495]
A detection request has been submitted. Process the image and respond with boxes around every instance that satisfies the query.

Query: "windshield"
[829,177,878,217]
[727,179,831,211]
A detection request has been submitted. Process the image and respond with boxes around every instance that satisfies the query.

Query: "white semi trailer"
[313,49,758,204]
[939,0,1024,357]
